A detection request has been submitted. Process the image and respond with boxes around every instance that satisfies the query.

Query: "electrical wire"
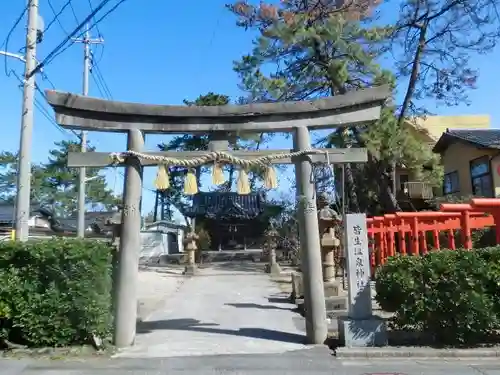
[87,0,106,66]
[29,0,128,79]
[90,72,107,98]
[10,69,77,139]
[69,2,80,24]
[45,0,73,34]
[34,83,80,139]
[87,0,103,39]
[2,4,29,77]
[91,62,113,99]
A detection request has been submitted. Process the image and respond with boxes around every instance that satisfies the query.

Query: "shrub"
[0,238,113,347]
[375,247,500,345]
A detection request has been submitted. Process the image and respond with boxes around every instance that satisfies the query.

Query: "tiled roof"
[433,129,500,153]
[183,192,266,219]
[0,203,41,224]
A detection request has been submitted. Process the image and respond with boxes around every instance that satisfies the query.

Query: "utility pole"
[15,0,39,242]
[74,25,103,237]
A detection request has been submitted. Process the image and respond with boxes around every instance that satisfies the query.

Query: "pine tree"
[43,140,121,216]
[228,0,443,214]
[0,141,120,216]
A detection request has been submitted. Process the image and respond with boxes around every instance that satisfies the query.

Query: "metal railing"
[403,181,434,199]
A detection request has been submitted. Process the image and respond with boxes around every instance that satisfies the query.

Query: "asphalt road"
[3,347,500,374]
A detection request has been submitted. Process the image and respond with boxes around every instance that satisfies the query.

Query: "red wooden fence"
[366,198,500,270]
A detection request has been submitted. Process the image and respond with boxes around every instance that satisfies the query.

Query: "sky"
[1,0,500,220]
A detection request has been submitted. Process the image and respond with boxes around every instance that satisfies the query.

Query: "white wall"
[139,231,169,261]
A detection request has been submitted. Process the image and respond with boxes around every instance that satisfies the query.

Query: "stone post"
[265,228,282,275]
[183,231,199,275]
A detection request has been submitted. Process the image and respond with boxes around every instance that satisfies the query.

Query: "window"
[444,171,459,194]
[470,156,493,197]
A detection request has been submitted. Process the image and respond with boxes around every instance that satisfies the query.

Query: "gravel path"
[116,264,308,358]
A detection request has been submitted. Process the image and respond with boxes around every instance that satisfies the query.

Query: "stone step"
[296,295,348,311]
[291,272,345,302]
[296,295,380,314]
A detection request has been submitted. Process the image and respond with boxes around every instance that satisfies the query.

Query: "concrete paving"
[4,347,500,374]
[136,267,186,321]
[115,263,309,358]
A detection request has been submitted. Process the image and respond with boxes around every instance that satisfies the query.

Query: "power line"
[10,69,77,139]
[87,0,103,38]
[34,83,80,138]
[90,71,106,97]
[1,5,28,48]
[29,0,128,79]
[91,61,113,99]
[85,0,106,66]
[45,0,73,34]
[2,4,29,77]
[68,2,80,24]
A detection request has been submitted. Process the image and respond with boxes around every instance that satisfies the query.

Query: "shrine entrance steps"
[114,264,308,358]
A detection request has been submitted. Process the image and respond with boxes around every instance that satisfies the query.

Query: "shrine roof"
[44,85,390,133]
[183,192,266,220]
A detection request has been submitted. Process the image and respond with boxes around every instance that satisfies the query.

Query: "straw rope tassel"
[212,162,225,185]
[264,165,278,189]
[237,168,251,195]
[184,169,198,195]
[154,164,170,190]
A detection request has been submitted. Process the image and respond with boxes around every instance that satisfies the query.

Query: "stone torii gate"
[45,86,389,348]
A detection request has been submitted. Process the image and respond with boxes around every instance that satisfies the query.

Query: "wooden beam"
[67,148,368,168]
[53,106,382,134]
[45,85,390,134]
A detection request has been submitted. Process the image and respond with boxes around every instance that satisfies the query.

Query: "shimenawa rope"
[109,149,344,195]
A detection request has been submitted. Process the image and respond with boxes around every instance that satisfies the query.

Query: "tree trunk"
[195,167,202,189]
[377,162,402,213]
[227,165,235,191]
[344,163,360,213]
[397,23,428,127]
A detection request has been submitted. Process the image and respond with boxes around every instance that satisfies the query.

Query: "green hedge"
[0,238,113,347]
[375,247,500,345]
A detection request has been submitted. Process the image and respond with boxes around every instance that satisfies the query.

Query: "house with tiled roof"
[433,129,500,198]
[396,115,491,204]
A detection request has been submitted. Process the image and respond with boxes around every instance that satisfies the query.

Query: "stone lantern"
[183,230,199,275]
[264,227,281,275]
[106,208,123,250]
[317,192,341,284]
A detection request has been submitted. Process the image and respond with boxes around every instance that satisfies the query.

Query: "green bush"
[375,247,500,345]
[0,238,113,347]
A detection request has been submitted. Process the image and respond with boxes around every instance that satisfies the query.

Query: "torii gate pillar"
[114,129,144,347]
[294,126,328,344]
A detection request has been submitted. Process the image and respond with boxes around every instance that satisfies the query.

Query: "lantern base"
[183,264,198,276]
[266,261,282,275]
